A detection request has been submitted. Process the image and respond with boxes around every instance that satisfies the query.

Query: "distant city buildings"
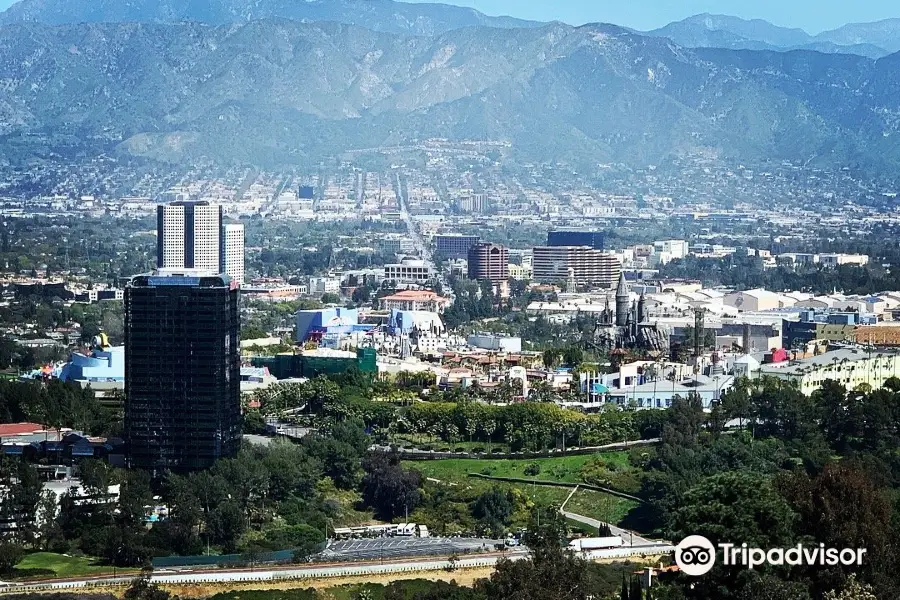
[156,200,245,284]
[457,194,487,214]
[124,271,242,474]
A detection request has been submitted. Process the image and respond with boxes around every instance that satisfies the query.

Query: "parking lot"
[320,537,504,562]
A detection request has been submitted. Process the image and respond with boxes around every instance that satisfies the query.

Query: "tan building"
[724,289,795,312]
[379,290,451,313]
[856,325,900,347]
[532,246,621,288]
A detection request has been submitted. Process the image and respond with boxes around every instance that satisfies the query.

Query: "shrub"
[523,463,541,476]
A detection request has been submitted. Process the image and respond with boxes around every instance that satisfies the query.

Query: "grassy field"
[405,451,630,485]
[566,489,638,525]
[405,452,639,528]
[13,552,134,580]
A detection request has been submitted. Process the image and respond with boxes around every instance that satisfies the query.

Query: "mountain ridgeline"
[647,14,900,58]
[1,1,900,171]
[0,0,541,35]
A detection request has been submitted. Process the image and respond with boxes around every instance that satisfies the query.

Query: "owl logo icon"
[675,535,716,576]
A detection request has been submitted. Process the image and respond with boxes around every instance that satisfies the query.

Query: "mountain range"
[2,0,900,173]
[5,0,900,58]
[647,14,900,59]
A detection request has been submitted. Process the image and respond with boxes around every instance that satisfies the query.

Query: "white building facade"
[157,201,244,283]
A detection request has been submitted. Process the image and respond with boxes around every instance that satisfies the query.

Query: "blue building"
[389,309,445,336]
[295,308,365,342]
[59,346,125,383]
[547,230,605,251]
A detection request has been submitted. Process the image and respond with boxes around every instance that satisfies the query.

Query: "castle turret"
[615,271,629,327]
[637,292,646,324]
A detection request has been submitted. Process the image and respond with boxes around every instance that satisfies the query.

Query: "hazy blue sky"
[406,0,900,33]
[0,0,896,33]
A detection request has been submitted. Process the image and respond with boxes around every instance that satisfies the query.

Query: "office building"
[547,230,605,251]
[222,223,245,284]
[458,194,487,213]
[157,201,222,273]
[653,240,689,260]
[435,235,480,259]
[378,234,415,255]
[125,271,241,474]
[384,260,433,284]
[532,246,621,288]
[468,243,509,282]
[308,277,341,296]
[157,201,245,284]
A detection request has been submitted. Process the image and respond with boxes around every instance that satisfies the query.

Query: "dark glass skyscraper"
[547,230,605,250]
[125,272,241,474]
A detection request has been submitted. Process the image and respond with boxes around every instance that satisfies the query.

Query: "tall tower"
[615,271,629,327]
[125,271,241,474]
[222,223,245,285]
[157,201,244,284]
[637,292,646,323]
[157,201,222,273]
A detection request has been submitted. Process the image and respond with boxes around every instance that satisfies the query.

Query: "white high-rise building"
[157,201,244,285]
[222,223,245,284]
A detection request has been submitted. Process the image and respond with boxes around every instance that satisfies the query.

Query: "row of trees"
[0,379,120,437]
[401,400,656,451]
[660,253,900,296]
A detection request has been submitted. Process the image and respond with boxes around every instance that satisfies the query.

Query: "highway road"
[394,171,452,299]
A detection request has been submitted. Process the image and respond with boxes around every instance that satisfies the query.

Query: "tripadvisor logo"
[675,536,867,577]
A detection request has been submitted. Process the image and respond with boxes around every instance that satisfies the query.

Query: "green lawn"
[405,451,629,485]
[405,452,638,528]
[566,489,639,525]
[13,552,134,580]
